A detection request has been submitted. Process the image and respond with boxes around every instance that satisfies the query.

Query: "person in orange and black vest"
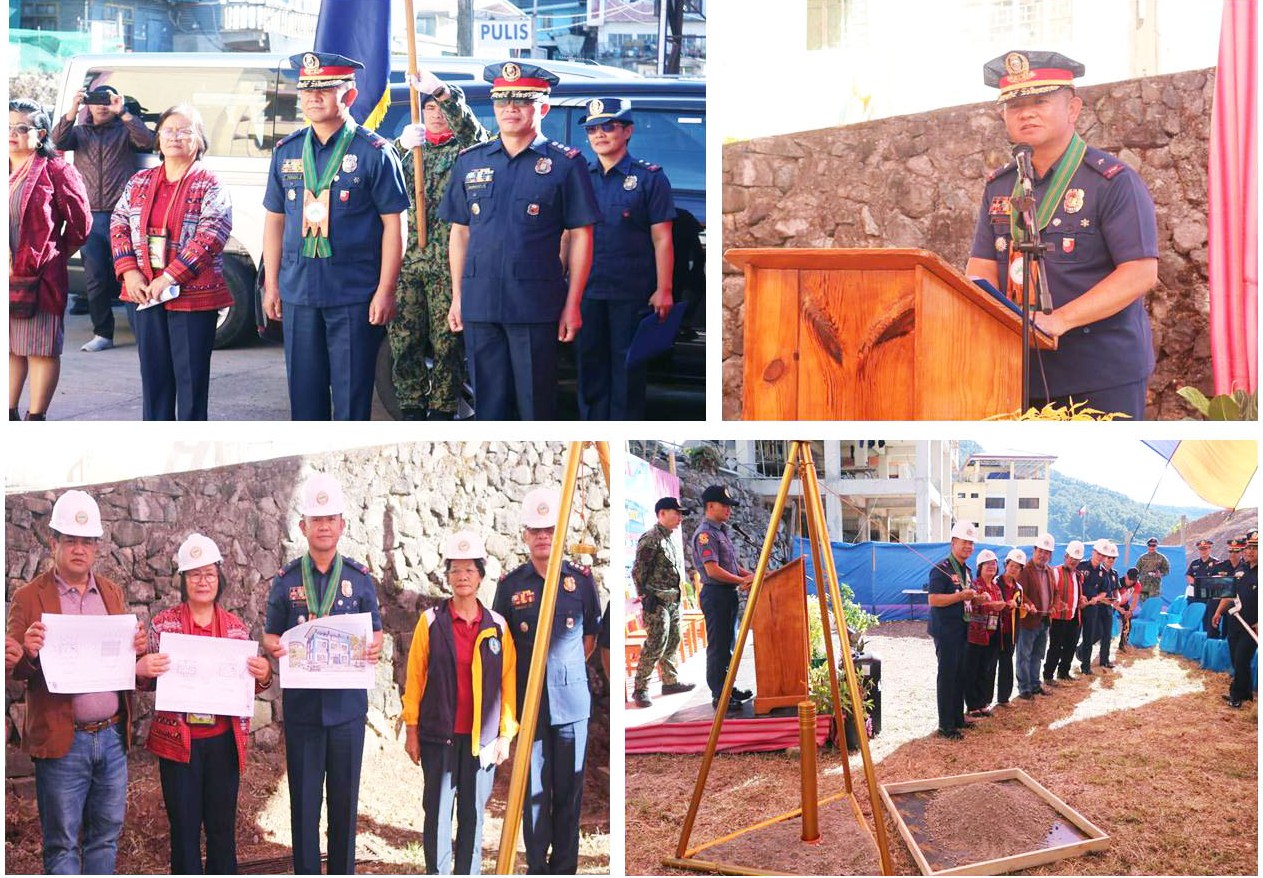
[403,530,518,874]
[136,533,274,875]
[1043,539,1085,682]
[927,521,979,739]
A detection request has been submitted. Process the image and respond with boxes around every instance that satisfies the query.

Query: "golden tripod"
[665,441,894,876]
[496,441,610,874]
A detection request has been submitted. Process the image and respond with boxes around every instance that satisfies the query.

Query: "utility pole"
[457,0,473,56]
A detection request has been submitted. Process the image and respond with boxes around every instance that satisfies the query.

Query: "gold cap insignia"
[588,99,604,115]
[1004,52,1032,82]
[502,62,521,82]
[303,53,320,72]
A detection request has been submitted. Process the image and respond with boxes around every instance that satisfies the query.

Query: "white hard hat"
[521,487,562,528]
[299,473,347,517]
[1092,538,1117,557]
[1103,540,1119,558]
[1005,548,1028,566]
[1034,532,1056,552]
[976,549,998,566]
[177,532,223,572]
[950,520,978,541]
[50,490,103,538]
[1065,540,1085,560]
[444,529,486,560]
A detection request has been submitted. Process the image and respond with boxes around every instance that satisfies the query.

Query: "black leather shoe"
[1057,672,1074,681]
[1080,667,1095,676]
[632,691,652,708]
[937,728,963,740]
[1101,662,1116,669]
[1228,699,1243,709]
[732,687,754,701]
[1019,692,1035,700]
[661,682,696,695]
[712,697,743,713]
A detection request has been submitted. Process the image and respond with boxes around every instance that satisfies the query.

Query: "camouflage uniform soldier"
[631,497,696,707]
[391,69,490,419]
[1135,538,1170,599]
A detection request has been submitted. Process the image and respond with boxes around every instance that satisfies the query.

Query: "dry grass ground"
[627,624,1256,875]
[7,728,609,874]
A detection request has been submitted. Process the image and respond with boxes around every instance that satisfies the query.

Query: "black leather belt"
[75,713,120,733]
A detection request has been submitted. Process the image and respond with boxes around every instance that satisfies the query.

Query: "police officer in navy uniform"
[691,485,755,713]
[439,62,600,420]
[927,521,978,740]
[1215,532,1258,709]
[263,473,384,874]
[575,97,677,420]
[1186,538,1222,637]
[492,487,601,874]
[262,52,410,420]
[965,51,1160,419]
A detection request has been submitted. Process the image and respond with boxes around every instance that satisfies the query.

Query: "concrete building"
[723,440,957,543]
[953,450,1056,544]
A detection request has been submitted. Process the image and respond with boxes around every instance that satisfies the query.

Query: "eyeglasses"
[159,128,195,141]
[585,122,623,133]
[184,569,219,583]
[8,124,37,134]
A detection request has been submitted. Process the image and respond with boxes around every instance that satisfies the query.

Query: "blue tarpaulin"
[791,537,1188,621]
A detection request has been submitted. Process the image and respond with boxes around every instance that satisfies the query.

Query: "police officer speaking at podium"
[262,52,410,421]
[965,50,1159,419]
[439,62,600,421]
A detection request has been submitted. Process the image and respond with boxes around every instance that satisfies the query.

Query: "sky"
[975,437,1258,511]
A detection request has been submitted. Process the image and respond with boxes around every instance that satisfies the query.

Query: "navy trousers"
[81,211,120,339]
[283,301,384,420]
[933,630,967,731]
[576,298,648,421]
[464,321,558,420]
[1077,605,1111,668]
[523,720,587,875]
[699,584,739,701]
[132,306,218,420]
[420,734,495,875]
[158,730,240,875]
[284,719,365,875]
[1033,377,1148,421]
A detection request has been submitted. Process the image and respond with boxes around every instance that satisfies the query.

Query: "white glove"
[399,123,423,150]
[407,69,444,96]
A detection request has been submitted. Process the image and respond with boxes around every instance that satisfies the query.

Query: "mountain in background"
[1047,470,1213,544]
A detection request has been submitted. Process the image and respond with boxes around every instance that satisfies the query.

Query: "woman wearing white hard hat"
[402,529,518,874]
[993,549,1027,706]
[135,533,273,874]
[963,549,1008,718]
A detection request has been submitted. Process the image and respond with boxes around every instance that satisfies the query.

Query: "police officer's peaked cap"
[1147,537,1159,546]
[1196,538,1214,548]
[701,485,739,507]
[1227,538,1245,550]
[1247,530,1259,547]
[984,50,1084,102]
[655,496,689,514]
[288,52,364,90]
[485,61,558,100]
[580,97,633,127]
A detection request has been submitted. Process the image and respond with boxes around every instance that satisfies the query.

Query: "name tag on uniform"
[281,158,304,175]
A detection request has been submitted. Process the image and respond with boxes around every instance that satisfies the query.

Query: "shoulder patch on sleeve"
[276,129,305,149]
[636,158,662,172]
[987,162,1016,183]
[1101,163,1125,179]
[459,138,490,157]
[343,557,371,575]
[279,557,302,576]
[357,127,388,149]
[549,140,582,159]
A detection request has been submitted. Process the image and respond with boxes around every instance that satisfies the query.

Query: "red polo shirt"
[452,605,484,735]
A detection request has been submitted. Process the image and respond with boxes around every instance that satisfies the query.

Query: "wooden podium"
[750,557,809,715]
[727,248,1057,420]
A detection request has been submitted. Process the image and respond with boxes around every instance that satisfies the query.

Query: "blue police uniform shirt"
[1080,562,1116,600]
[1232,563,1258,626]
[970,144,1159,397]
[263,123,410,307]
[585,152,676,301]
[927,558,970,639]
[1186,556,1221,581]
[691,519,740,585]
[264,554,384,726]
[492,560,599,727]
[438,133,600,324]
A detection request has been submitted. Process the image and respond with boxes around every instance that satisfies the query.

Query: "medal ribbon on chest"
[301,553,344,619]
[300,121,356,258]
[1005,132,1086,302]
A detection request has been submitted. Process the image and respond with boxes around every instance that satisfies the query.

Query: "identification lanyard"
[147,163,193,271]
[183,602,220,725]
[1006,133,1086,300]
[301,553,343,619]
[300,121,356,258]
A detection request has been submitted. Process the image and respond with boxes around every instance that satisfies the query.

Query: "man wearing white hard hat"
[137,533,273,874]
[403,530,518,874]
[262,473,384,875]
[492,486,601,874]
[1014,532,1056,699]
[5,489,147,874]
[1044,539,1086,683]
[926,521,979,739]
[1076,538,1120,674]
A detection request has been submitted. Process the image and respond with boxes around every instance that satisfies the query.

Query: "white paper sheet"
[279,612,375,690]
[155,632,257,717]
[39,613,138,694]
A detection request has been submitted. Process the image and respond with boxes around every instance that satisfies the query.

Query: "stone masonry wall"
[5,441,610,765]
[722,68,1215,420]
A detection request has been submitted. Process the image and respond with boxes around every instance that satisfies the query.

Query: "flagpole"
[403,0,426,248]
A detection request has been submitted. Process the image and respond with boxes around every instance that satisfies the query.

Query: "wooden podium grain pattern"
[728,248,1057,420]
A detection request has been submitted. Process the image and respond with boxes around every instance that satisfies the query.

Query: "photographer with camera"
[51,84,154,352]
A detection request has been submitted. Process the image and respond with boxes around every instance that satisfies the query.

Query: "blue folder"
[626,302,688,367]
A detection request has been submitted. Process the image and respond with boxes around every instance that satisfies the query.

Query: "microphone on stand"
[1010,142,1054,314]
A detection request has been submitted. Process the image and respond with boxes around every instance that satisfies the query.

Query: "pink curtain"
[1208,0,1258,394]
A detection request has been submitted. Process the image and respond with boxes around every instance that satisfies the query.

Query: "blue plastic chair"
[1129,597,1165,649]
[1200,637,1232,672]
[1160,595,1188,628]
[1159,602,1206,654]
[1182,625,1209,660]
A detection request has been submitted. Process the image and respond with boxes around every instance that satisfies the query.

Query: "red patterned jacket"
[9,155,91,315]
